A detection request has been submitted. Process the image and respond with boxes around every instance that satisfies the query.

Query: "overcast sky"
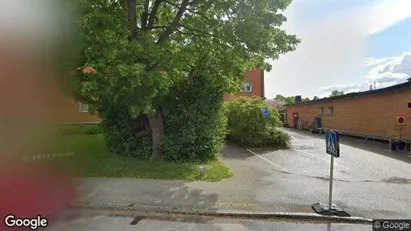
[265,0,411,99]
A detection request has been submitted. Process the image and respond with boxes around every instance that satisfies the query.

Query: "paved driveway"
[73,128,411,220]
[242,128,411,219]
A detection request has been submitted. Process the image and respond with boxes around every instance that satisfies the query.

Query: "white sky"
[265,0,411,99]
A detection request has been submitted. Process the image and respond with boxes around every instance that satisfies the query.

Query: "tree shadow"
[65,177,231,230]
[73,177,220,214]
[220,143,253,159]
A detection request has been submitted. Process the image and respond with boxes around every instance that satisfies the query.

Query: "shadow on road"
[284,128,411,165]
[220,143,253,159]
[74,178,219,212]
[221,142,289,158]
[155,184,219,210]
[53,178,224,230]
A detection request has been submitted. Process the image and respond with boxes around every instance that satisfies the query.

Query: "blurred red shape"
[0,162,75,230]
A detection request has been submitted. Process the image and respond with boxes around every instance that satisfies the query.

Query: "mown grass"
[46,134,232,182]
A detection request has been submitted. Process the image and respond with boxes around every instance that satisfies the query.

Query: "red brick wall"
[286,88,411,138]
[54,93,101,124]
[224,69,264,101]
[58,69,264,123]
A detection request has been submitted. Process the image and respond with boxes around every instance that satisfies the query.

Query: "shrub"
[56,124,102,135]
[98,73,228,162]
[225,96,290,148]
[161,74,227,162]
[102,110,152,159]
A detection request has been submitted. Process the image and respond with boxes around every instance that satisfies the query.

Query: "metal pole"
[328,155,334,215]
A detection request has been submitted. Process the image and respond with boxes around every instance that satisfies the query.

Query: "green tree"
[274,94,295,104]
[330,90,344,97]
[225,97,290,148]
[74,0,300,160]
[274,94,309,104]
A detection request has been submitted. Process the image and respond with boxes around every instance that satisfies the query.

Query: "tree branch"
[147,0,163,29]
[128,0,138,40]
[156,0,190,45]
[177,25,213,37]
[163,0,178,7]
[141,0,150,29]
[151,25,168,29]
[164,0,213,23]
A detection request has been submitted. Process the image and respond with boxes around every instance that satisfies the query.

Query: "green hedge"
[161,74,227,162]
[55,124,102,135]
[101,73,227,162]
[102,110,152,159]
[225,97,290,148]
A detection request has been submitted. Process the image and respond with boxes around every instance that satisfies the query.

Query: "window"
[241,82,252,92]
[326,106,334,116]
[318,107,324,116]
[78,102,89,113]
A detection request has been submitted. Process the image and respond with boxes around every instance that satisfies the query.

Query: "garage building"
[285,81,411,142]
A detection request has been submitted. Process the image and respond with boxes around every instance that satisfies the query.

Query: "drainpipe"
[260,69,265,99]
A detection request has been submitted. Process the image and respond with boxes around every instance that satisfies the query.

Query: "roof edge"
[286,81,411,107]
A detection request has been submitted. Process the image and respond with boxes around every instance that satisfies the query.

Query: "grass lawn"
[48,135,232,182]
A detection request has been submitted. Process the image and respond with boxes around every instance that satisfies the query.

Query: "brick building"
[224,69,265,101]
[286,81,411,140]
[55,94,101,124]
[63,69,265,123]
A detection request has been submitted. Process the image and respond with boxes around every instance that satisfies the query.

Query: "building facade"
[63,69,265,123]
[224,69,265,101]
[286,82,411,140]
[55,94,101,124]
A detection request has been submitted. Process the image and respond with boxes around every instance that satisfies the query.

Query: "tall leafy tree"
[274,94,294,104]
[75,0,300,159]
[274,94,310,104]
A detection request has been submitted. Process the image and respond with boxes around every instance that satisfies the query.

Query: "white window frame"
[78,102,89,113]
[241,82,252,93]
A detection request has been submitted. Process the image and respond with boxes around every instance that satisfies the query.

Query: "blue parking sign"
[325,131,340,158]
[262,107,269,119]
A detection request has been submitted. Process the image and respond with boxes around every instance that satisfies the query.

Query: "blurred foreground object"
[0,1,81,229]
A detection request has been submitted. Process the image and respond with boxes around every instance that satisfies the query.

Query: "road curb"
[69,202,373,224]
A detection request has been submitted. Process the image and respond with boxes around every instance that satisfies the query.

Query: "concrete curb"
[69,202,373,224]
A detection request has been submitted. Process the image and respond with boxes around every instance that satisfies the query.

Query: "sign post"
[328,153,334,215]
[312,130,350,217]
[325,130,339,214]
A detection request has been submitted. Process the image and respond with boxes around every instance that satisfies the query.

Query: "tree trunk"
[147,109,165,161]
[128,0,137,40]
[136,114,151,133]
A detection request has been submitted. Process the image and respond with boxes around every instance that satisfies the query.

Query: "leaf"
[70,0,300,133]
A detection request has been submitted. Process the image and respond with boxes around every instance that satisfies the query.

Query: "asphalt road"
[44,208,372,231]
[72,128,411,220]
[246,128,411,219]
